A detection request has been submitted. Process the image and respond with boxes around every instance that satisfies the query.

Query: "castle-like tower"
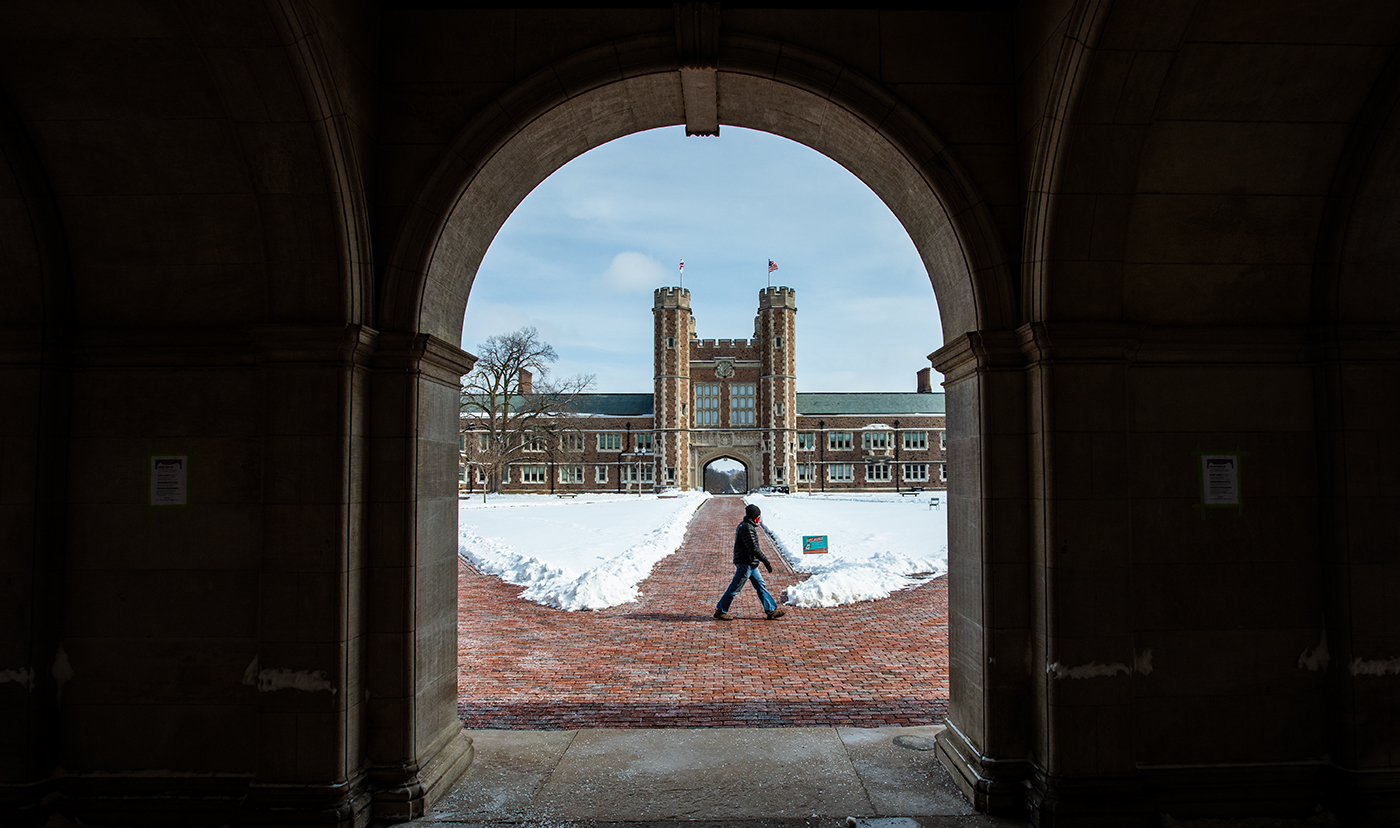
[654,285,797,491]
[758,286,798,487]
[652,287,693,489]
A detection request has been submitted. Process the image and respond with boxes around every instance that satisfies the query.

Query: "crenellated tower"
[653,287,692,489]
[757,286,797,487]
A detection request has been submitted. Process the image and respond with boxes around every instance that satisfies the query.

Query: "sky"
[461,125,944,393]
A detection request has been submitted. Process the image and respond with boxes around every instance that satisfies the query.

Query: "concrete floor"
[405,725,1026,827]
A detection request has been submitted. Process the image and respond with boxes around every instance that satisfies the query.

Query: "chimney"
[519,369,533,394]
[916,367,933,394]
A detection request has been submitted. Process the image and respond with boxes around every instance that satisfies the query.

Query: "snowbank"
[746,492,948,607]
[458,491,709,610]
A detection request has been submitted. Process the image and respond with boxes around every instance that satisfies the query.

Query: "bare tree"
[460,327,594,498]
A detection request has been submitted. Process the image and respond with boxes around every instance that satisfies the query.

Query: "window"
[598,433,622,451]
[562,432,585,452]
[940,463,947,482]
[666,467,675,483]
[595,465,609,483]
[520,465,547,484]
[797,432,815,451]
[862,431,891,450]
[775,335,783,348]
[828,432,852,451]
[636,432,654,452]
[560,465,584,484]
[499,467,509,484]
[458,464,465,482]
[776,402,784,416]
[775,467,785,483]
[667,336,675,349]
[902,431,928,451]
[458,434,465,451]
[695,384,719,425]
[473,433,490,451]
[730,383,755,425]
[473,467,489,484]
[940,431,947,450]
[828,463,853,482]
[522,433,545,452]
[903,463,929,482]
[621,465,654,483]
[797,464,813,482]
[866,464,890,482]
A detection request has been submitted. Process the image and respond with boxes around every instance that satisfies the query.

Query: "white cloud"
[598,251,667,294]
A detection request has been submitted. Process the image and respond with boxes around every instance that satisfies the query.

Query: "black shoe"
[766,608,786,620]
[714,610,733,620]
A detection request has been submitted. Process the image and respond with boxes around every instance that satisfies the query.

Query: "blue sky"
[462,126,944,393]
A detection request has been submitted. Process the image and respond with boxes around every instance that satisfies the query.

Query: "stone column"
[930,330,1033,814]
[364,333,476,822]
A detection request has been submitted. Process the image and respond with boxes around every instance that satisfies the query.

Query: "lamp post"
[818,419,825,493]
[625,422,632,495]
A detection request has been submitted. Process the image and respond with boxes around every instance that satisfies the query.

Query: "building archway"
[701,456,750,494]
[372,33,1020,817]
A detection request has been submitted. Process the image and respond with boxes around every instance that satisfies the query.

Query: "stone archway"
[700,454,753,495]
[374,33,1019,818]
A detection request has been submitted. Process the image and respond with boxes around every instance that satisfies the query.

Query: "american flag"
[768,260,778,273]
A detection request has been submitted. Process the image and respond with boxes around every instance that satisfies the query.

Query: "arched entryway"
[371,33,1020,818]
[702,456,749,494]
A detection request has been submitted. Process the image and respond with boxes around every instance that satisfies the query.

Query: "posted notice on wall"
[1201,455,1239,506]
[150,456,188,506]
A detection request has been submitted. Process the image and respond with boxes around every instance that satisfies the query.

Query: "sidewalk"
[405,725,1024,827]
[457,496,949,729]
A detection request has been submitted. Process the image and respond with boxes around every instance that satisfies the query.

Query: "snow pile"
[746,492,948,607]
[458,491,709,610]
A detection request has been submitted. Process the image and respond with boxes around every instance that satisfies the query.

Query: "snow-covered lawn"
[457,491,709,611]
[456,489,949,611]
[746,491,949,608]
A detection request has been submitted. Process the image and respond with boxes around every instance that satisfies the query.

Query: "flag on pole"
[768,259,779,273]
[679,260,684,272]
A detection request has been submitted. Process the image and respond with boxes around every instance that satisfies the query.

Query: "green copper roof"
[795,393,945,415]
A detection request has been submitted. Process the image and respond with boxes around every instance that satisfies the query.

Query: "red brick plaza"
[456,496,949,729]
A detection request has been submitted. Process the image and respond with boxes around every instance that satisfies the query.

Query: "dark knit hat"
[744,504,762,519]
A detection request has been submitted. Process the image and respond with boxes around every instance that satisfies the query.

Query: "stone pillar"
[930,331,1033,814]
[364,333,476,822]
[758,287,797,487]
[1315,327,1400,823]
[1018,324,1147,824]
[246,325,380,825]
[654,288,692,489]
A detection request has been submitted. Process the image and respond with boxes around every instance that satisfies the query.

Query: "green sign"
[802,535,828,554]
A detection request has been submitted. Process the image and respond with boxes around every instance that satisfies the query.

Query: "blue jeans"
[717,565,778,614]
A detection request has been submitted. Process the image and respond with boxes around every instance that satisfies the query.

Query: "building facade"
[461,286,946,494]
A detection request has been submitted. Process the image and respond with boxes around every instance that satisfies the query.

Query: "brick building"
[461,286,946,494]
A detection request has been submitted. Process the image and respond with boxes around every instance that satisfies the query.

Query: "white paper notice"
[1201,455,1239,505]
[151,456,188,506]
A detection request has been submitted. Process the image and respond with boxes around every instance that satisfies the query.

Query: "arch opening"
[376,35,1016,802]
[702,457,749,494]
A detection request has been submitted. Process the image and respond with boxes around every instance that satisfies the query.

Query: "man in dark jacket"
[714,503,786,620]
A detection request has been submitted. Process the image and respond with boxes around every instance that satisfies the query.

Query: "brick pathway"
[456,495,948,729]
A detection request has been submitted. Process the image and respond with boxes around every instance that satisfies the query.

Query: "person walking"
[714,503,786,620]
